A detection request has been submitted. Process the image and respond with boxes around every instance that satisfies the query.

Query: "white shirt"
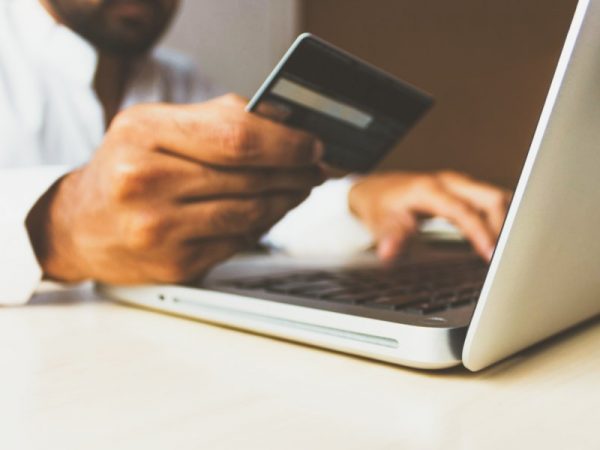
[0,0,373,305]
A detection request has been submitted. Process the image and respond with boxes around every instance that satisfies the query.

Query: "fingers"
[437,171,511,236]
[376,216,418,263]
[185,238,250,279]
[149,237,249,284]
[254,100,293,122]
[348,171,510,262]
[142,152,324,201]
[408,182,497,259]
[165,192,309,240]
[114,95,323,168]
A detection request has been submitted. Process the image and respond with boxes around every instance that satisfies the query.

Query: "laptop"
[99,0,600,371]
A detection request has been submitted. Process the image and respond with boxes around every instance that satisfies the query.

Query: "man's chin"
[106,0,157,20]
[94,39,156,58]
[79,24,162,57]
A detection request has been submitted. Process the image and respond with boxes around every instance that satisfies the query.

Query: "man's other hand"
[27,94,325,285]
[348,171,511,262]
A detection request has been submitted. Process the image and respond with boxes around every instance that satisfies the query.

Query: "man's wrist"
[25,172,86,282]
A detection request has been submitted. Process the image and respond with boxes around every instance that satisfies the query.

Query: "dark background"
[302,0,578,187]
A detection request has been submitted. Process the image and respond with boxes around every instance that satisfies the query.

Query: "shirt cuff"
[262,176,374,257]
[0,166,70,305]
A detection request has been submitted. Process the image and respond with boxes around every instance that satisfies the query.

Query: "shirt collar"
[13,0,99,87]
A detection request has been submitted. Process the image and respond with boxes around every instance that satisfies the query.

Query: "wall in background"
[163,0,579,187]
[303,0,578,186]
[163,0,300,97]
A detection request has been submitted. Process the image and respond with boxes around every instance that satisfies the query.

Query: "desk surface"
[1,284,598,450]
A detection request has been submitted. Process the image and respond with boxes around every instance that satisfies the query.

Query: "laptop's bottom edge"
[97,283,467,370]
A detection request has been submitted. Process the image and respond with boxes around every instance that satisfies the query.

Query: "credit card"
[246,33,434,172]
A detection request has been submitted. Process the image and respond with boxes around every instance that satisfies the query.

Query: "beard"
[47,0,178,57]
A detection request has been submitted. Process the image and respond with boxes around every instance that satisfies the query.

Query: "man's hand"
[348,171,511,262]
[27,94,324,285]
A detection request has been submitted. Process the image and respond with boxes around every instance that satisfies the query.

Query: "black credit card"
[246,33,433,172]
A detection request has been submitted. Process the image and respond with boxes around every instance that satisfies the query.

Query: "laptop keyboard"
[217,258,488,315]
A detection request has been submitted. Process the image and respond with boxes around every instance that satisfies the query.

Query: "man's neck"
[38,0,133,128]
[94,54,133,128]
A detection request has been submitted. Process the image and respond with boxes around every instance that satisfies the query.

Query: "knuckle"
[110,163,140,202]
[412,174,438,194]
[221,121,258,163]
[436,169,462,181]
[125,211,168,250]
[110,109,135,133]
[110,106,145,133]
[110,162,155,201]
[108,106,156,148]
[220,93,246,107]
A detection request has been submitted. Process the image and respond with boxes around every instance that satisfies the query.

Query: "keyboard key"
[233,280,275,289]
[320,292,373,304]
[381,287,412,296]
[431,290,457,304]
[265,282,318,294]
[449,298,475,308]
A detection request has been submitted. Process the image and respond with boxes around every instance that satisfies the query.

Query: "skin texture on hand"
[348,171,511,262]
[27,94,325,285]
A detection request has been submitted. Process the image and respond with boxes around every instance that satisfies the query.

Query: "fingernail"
[486,247,494,261]
[312,140,324,162]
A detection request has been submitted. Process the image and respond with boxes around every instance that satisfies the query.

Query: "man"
[0,0,510,304]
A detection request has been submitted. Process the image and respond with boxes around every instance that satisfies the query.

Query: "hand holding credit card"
[246,33,433,172]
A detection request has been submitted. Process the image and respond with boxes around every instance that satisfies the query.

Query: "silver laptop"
[99,0,600,371]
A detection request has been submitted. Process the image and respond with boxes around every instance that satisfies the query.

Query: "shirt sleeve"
[262,176,375,257]
[0,166,69,305]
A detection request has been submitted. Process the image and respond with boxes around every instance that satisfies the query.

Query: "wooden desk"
[1,284,598,450]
